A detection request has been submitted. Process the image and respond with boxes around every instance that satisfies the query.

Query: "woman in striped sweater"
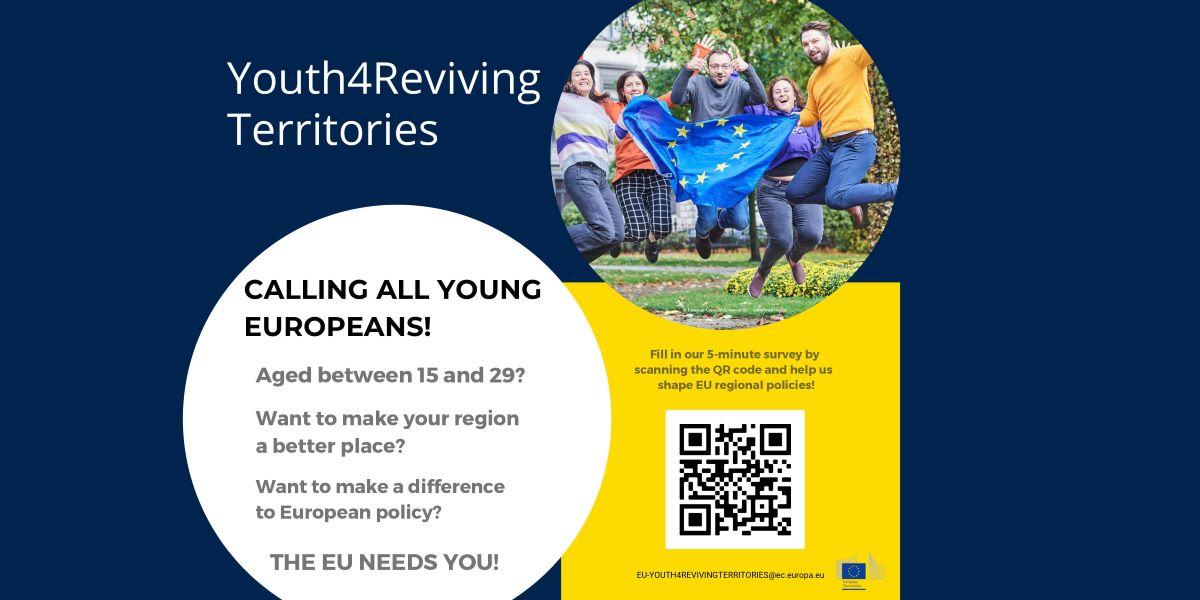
[554,60,623,263]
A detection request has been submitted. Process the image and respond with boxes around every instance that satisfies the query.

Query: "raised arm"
[599,93,623,124]
[845,44,873,68]
[670,64,696,106]
[741,63,767,105]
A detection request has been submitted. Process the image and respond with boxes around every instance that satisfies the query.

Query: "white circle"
[184,205,610,600]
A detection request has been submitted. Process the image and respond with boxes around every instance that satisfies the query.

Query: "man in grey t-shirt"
[670,48,767,259]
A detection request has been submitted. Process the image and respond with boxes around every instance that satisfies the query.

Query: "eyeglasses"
[709,63,733,72]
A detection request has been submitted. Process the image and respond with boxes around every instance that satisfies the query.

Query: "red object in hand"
[689,42,712,76]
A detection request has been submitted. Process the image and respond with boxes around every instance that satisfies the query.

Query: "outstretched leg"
[694,204,719,259]
[643,172,672,264]
[785,143,832,204]
[754,180,794,274]
[749,179,792,298]
[645,173,673,240]
[824,133,896,210]
[778,202,825,288]
[565,164,623,263]
[600,175,624,258]
[788,203,824,262]
[615,175,649,242]
[694,205,718,238]
[717,198,750,231]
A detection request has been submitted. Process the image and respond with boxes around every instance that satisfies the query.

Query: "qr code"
[666,410,805,549]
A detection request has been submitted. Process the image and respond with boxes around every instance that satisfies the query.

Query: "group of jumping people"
[553,21,898,298]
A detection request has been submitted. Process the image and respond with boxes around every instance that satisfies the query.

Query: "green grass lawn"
[592,250,866,268]
[597,270,729,285]
[592,252,753,267]
[592,249,859,319]
[634,288,825,318]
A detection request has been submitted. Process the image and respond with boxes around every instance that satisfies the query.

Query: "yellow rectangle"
[562,282,899,598]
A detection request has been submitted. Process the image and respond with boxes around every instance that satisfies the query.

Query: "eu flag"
[620,94,798,209]
[841,562,866,579]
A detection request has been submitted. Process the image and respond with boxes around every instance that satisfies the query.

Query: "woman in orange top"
[600,71,674,263]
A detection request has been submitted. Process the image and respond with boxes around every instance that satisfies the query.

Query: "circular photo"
[550,0,899,329]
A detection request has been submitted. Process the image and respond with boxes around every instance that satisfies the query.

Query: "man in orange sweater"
[785,21,897,226]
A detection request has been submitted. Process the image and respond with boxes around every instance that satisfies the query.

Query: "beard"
[807,49,829,66]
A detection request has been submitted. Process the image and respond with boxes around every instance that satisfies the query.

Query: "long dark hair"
[563,60,607,103]
[615,70,650,105]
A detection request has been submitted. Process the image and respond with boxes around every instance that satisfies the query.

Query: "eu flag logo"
[841,562,866,579]
[620,94,797,209]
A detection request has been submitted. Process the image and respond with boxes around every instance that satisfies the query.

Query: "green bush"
[724,259,862,298]
[560,203,584,226]
[865,65,899,251]
[821,207,857,252]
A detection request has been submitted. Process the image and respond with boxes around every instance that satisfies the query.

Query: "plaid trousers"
[614,169,672,242]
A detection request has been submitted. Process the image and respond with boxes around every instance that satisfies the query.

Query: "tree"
[610,0,897,254]
[609,0,856,93]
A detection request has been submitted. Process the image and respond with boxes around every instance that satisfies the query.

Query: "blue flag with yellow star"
[620,94,799,209]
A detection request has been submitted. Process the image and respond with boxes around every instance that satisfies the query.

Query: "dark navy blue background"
[7,1,1186,598]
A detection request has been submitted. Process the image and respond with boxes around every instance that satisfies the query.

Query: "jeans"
[564,163,623,263]
[695,197,750,237]
[755,177,823,275]
[785,132,896,209]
